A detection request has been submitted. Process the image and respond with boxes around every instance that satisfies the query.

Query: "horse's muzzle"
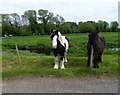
[52,46,57,49]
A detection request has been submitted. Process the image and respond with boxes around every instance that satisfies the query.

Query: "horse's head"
[50,30,63,49]
[50,30,58,39]
[88,29,99,49]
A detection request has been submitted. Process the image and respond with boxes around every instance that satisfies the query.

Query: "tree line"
[1,9,119,36]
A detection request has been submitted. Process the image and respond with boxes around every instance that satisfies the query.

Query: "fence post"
[15,43,20,65]
[90,45,93,67]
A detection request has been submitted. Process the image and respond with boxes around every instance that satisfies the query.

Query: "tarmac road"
[2,76,118,93]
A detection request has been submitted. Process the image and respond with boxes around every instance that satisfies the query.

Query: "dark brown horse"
[87,29,105,68]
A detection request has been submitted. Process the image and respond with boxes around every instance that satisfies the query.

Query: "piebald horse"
[50,30,69,69]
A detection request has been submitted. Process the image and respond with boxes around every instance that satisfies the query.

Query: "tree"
[24,10,37,33]
[2,14,13,36]
[98,20,109,32]
[110,21,119,32]
[38,9,53,34]
[20,14,29,36]
[21,14,29,26]
[77,22,95,33]
[59,22,76,34]
[38,9,51,24]
[53,15,65,26]
[10,13,21,36]
[11,13,21,27]
[38,9,65,34]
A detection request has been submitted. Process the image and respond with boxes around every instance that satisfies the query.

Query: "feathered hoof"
[54,67,58,69]
[54,66,58,69]
[61,67,65,69]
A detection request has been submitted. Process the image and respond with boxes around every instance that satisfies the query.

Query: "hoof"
[61,67,65,69]
[54,66,58,69]
[54,67,58,69]
[98,60,102,63]
[93,65,99,68]
[87,64,90,67]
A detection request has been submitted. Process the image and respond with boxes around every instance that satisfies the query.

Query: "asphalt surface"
[2,77,118,93]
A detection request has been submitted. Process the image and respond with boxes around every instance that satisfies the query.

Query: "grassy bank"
[2,50,118,78]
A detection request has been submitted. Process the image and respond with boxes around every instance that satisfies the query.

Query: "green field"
[2,32,119,78]
[2,32,119,56]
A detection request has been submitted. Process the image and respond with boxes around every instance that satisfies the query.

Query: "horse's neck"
[57,36,66,47]
[57,38,62,47]
[58,36,63,44]
[89,37,98,48]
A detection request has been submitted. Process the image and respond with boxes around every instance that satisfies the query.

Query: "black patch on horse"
[53,38,65,58]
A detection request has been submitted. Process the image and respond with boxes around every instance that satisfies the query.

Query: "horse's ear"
[55,30,59,35]
[87,29,91,33]
[56,30,59,32]
[96,27,99,30]
[51,29,53,34]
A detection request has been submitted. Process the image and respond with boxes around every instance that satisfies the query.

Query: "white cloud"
[0,0,119,23]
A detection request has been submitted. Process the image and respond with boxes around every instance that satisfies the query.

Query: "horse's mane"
[58,32,63,45]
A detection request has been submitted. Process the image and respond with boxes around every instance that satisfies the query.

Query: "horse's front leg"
[54,56,59,69]
[93,55,99,68]
[60,56,65,69]
[64,52,68,63]
[87,49,92,67]
[98,51,103,63]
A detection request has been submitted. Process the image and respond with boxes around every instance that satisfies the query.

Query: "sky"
[0,0,119,23]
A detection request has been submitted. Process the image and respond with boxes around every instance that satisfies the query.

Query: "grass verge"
[2,51,118,78]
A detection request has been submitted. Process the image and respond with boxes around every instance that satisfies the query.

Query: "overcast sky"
[0,0,119,23]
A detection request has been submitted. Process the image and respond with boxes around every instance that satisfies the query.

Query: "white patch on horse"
[52,35,57,49]
[54,56,59,69]
[60,59,65,69]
